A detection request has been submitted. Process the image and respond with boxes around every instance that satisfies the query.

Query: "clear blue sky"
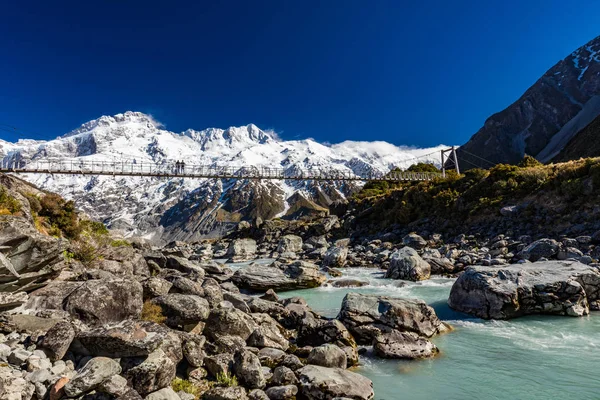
[0,0,599,147]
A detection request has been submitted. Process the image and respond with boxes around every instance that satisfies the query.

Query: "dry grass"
[141,301,166,324]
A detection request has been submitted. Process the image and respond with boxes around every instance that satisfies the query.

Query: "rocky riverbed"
[1,202,600,399]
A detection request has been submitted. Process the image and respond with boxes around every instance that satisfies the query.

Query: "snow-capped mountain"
[0,111,446,243]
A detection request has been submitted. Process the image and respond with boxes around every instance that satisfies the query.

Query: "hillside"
[553,112,600,162]
[350,157,600,240]
[458,35,600,168]
[0,111,446,243]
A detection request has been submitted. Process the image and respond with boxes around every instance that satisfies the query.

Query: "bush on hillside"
[518,155,543,168]
[407,162,440,173]
[0,187,22,215]
[39,193,81,239]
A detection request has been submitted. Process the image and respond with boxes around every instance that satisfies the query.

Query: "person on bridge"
[175,160,181,174]
[180,160,186,174]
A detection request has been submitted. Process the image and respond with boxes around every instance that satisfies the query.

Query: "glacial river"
[278,268,600,400]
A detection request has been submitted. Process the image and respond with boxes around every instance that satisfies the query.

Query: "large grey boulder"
[277,235,303,254]
[0,216,66,291]
[264,385,298,400]
[519,238,560,261]
[123,348,177,396]
[27,279,143,324]
[232,261,326,292]
[338,293,447,344]
[165,255,206,279]
[151,294,210,327]
[296,365,374,400]
[402,233,428,249]
[76,320,178,358]
[306,344,347,369]
[233,350,266,389]
[64,357,122,397]
[448,261,600,319]
[39,320,75,361]
[373,330,438,359]
[204,307,258,341]
[385,247,431,281]
[322,246,348,268]
[227,239,257,261]
[203,386,248,400]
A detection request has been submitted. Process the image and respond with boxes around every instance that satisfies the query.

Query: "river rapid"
[276,267,600,400]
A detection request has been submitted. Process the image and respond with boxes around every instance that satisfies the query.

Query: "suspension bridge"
[0,147,464,182]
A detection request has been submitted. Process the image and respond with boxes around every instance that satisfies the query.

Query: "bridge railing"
[0,158,443,182]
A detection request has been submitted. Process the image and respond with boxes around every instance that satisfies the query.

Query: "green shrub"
[407,162,440,173]
[0,187,21,214]
[24,193,42,213]
[110,239,131,247]
[39,193,81,239]
[171,378,205,399]
[518,155,542,168]
[80,220,109,236]
[216,372,238,387]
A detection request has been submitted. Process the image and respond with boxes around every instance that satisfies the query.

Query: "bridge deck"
[0,159,442,182]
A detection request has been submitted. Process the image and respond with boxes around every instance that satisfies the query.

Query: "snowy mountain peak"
[183,123,274,150]
[61,111,161,139]
[1,111,448,243]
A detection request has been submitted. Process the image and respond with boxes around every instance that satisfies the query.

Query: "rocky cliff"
[458,35,600,168]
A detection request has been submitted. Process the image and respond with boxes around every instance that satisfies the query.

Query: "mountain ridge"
[0,111,447,243]
[458,34,600,168]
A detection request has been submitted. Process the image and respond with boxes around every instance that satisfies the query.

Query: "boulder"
[76,320,177,358]
[123,348,177,396]
[203,386,248,400]
[271,366,298,386]
[232,261,326,292]
[0,216,66,291]
[322,246,348,268]
[165,256,206,279]
[448,261,600,319]
[145,387,181,400]
[63,357,121,397]
[306,344,347,369]
[296,365,374,400]
[519,238,559,261]
[182,335,206,368]
[277,235,303,254]
[338,293,447,344]
[402,233,428,249]
[233,350,266,389]
[168,277,204,296]
[143,277,172,299]
[152,294,210,327]
[264,385,298,400]
[373,330,438,359]
[29,279,143,324]
[204,308,258,341]
[39,320,75,361]
[227,239,257,261]
[385,247,431,281]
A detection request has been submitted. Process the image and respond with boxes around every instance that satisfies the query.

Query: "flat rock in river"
[448,260,600,319]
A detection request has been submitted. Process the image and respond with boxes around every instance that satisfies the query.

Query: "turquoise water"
[280,268,600,400]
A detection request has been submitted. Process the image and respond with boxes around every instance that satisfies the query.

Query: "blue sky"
[0,1,599,147]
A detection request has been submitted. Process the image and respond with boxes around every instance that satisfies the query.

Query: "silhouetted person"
[175,161,181,174]
[181,161,186,174]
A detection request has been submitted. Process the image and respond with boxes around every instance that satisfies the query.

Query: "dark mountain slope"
[458,35,600,169]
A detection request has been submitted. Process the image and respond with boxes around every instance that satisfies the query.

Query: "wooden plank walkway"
[0,159,442,182]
